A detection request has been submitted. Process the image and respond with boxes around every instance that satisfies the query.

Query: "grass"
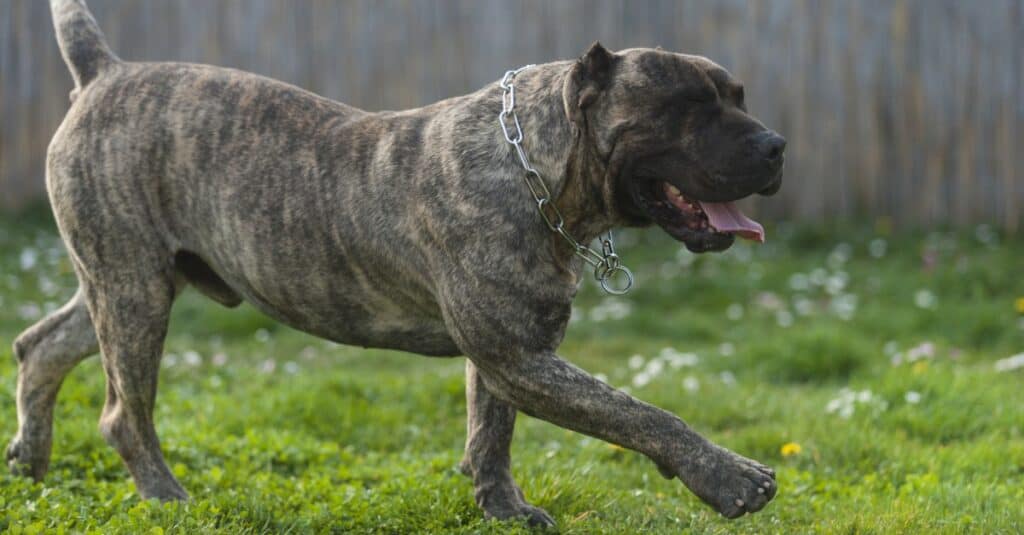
[1,209,1023,534]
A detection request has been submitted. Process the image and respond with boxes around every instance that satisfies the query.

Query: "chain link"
[498,65,633,295]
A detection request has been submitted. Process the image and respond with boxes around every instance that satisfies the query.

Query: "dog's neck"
[495,62,621,248]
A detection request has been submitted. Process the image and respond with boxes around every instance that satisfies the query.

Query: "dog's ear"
[563,41,617,126]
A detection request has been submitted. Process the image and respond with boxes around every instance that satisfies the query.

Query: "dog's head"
[564,43,785,253]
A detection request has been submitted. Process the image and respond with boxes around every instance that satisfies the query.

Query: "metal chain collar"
[498,65,633,295]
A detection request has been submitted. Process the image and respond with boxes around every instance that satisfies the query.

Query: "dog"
[8,0,785,526]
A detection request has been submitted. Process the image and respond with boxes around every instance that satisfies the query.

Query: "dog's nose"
[756,131,786,162]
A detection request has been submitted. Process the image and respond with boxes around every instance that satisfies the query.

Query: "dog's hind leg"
[80,261,187,501]
[6,289,99,480]
[459,360,555,527]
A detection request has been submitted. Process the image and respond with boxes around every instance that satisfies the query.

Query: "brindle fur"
[8,0,784,525]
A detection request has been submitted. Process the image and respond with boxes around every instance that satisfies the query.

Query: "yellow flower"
[780,442,802,457]
[1015,297,1024,314]
[912,360,929,374]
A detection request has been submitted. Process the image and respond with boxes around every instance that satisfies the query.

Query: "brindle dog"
[8,0,786,526]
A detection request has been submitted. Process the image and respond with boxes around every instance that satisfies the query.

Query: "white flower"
[826,387,887,418]
[904,391,922,404]
[914,290,937,309]
[283,361,299,374]
[718,342,735,357]
[628,354,645,370]
[682,376,700,392]
[594,373,609,383]
[830,293,858,321]
[17,303,41,320]
[182,350,202,366]
[789,273,809,291]
[793,297,815,316]
[994,353,1024,372]
[756,292,783,310]
[632,372,652,388]
[38,276,58,296]
[869,239,887,258]
[825,272,849,295]
[259,359,276,374]
[827,243,852,268]
[644,359,665,376]
[905,342,935,362]
[659,347,698,368]
[974,224,996,245]
[212,353,228,367]
[19,248,38,271]
[719,371,737,385]
[255,328,271,342]
[775,309,794,328]
[726,304,744,320]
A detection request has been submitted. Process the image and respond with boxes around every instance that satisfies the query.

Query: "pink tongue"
[698,201,765,243]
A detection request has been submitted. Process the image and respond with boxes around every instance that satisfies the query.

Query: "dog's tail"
[50,0,120,91]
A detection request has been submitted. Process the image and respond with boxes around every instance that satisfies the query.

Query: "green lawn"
[1,210,1023,534]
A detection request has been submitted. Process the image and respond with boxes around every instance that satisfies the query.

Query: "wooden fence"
[2,0,1022,229]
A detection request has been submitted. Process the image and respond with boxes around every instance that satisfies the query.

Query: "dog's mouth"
[633,180,765,253]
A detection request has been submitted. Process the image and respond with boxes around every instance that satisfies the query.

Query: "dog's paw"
[5,434,48,481]
[485,502,556,528]
[136,475,191,502]
[477,482,556,528]
[674,444,776,518]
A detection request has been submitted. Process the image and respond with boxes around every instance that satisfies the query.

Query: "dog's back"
[45,0,463,358]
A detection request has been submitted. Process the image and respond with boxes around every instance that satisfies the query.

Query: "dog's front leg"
[469,351,776,518]
[459,360,555,527]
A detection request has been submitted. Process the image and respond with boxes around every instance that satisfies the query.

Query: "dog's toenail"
[735,499,744,507]
[763,481,772,488]
[757,487,765,494]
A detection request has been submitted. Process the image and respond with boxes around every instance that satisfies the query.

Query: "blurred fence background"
[2,0,1022,229]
